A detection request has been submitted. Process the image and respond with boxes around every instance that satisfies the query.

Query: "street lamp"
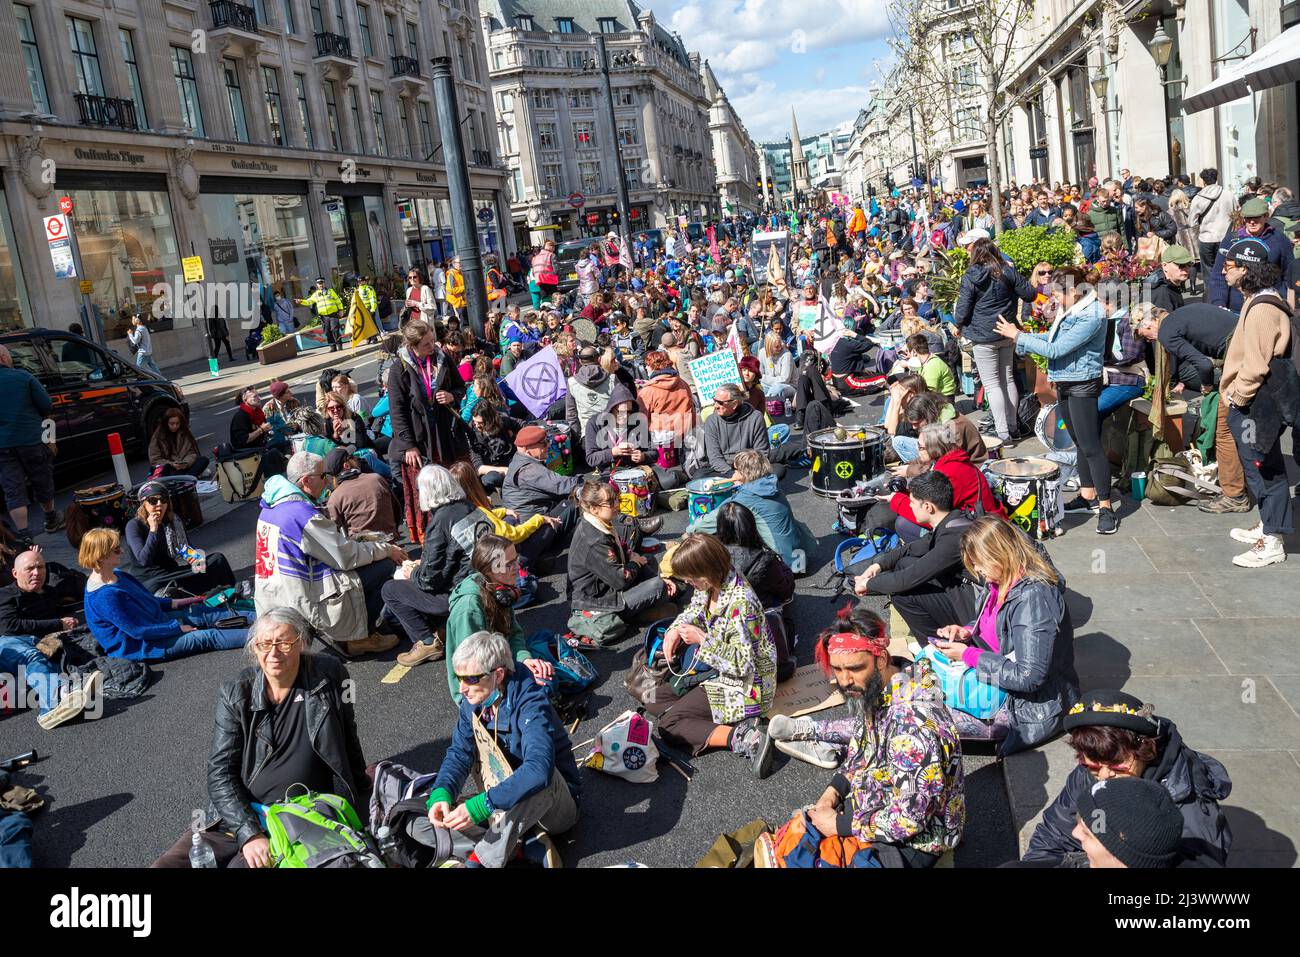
[1148,22,1175,73]
[1089,74,1109,100]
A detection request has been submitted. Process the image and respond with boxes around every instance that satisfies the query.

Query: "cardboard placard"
[769,663,845,718]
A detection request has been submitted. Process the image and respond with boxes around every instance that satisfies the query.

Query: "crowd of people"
[6,162,1292,870]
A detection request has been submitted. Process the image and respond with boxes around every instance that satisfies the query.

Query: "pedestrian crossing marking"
[381,664,410,684]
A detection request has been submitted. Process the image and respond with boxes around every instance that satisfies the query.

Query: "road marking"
[381,664,410,684]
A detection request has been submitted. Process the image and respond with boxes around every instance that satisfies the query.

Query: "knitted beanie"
[1075,777,1183,868]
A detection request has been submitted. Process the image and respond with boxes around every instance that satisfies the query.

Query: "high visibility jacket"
[298,287,344,316]
[357,283,378,313]
[447,269,466,308]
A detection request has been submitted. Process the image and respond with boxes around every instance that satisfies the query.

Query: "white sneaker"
[1229,521,1265,544]
[1232,535,1286,568]
[774,738,843,769]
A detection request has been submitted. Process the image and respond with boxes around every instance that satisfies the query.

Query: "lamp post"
[1089,73,1118,180]
[1147,22,1188,175]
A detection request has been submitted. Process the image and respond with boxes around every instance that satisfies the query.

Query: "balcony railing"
[391,55,420,77]
[471,149,493,166]
[210,0,258,32]
[315,32,353,59]
[74,93,139,131]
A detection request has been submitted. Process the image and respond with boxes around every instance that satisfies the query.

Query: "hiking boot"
[346,632,400,656]
[1064,494,1100,512]
[636,515,663,536]
[1096,507,1120,535]
[977,417,998,436]
[43,511,66,534]
[37,685,89,731]
[1229,521,1265,545]
[1232,535,1285,568]
[397,635,445,667]
[1198,494,1253,514]
[774,738,843,769]
[731,718,774,779]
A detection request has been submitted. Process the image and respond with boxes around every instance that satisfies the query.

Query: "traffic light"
[610,209,620,223]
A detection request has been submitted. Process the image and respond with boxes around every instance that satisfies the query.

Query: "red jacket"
[890,448,1005,525]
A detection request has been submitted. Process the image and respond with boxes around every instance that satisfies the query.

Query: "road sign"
[59,196,74,215]
[568,192,585,209]
[44,214,76,279]
[181,255,205,283]
[477,206,494,222]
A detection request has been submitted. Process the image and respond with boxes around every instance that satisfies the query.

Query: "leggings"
[1055,378,1110,499]
[971,340,1019,439]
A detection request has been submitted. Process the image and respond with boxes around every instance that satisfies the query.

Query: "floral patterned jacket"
[670,570,777,716]
[831,656,966,856]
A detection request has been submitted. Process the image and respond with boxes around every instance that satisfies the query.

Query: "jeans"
[136,351,164,378]
[971,340,1019,439]
[1056,378,1110,498]
[157,455,210,478]
[162,608,249,660]
[1097,384,1143,420]
[1078,234,1101,262]
[892,435,920,463]
[0,635,60,715]
[1228,405,1294,537]
[381,579,450,646]
[761,382,795,402]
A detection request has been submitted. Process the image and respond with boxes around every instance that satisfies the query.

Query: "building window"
[171,46,204,136]
[67,17,105,97]
[516,15,534,31]
[556,18,574,33]
[573,121,596,148]
[357,3,373,56]
[385,14,397,57]
[294,72,314,148]
[348,85,363,151]
[537,123,557,149]
[598,18,617,33]
[281,0,297,33]
[529,48,549,68]
[510,168,524,203]
[399,100,414,157]
[542,163,562,196]
[617,120,639,146]
[310,0,325,34]
[370,90,386,153]
[578,160,601,194]
[499,91,514,113]
[569,90,593,110]
[493,50,504,70]
[501,123,517,154]
[15,5,49,114]
[532,89,554,109]
[223,58,250,142]
[617,89,635,106]
[263,66,284,145]
[566,50,587,70]
[418,101,433,156]
[405,22,418,60]
[119,29,148,128]
[457,38,468,78]
[623,156,641,189]
[323,79,341,150]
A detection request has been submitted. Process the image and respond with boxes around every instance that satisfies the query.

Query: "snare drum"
[543,424,574,475]
[985,457,1064,540]
[612,468,653,518]
[130,475,204,530]
[982,435,1005,461]
[808,426,887,497]
[686,477,737,520]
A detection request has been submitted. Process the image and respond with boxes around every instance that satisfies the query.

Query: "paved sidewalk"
[1003,496,1300,867]
[169,339,384,406]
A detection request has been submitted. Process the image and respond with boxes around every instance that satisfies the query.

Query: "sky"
[663,0,895,144]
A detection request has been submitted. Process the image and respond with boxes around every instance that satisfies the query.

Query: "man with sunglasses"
[1019,689,1231,868]
[1207,197,1291,311]
[419,631,580,868]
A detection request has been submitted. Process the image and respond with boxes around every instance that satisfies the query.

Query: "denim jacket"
[1014,293,1107,383]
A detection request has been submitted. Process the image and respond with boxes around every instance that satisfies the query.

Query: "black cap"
[323,448,352,476]
[1075,777,1184,868]
[1064,689,1160,735]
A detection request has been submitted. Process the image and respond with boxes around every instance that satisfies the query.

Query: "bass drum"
[808,426,887,497]
[985,457,1064,540]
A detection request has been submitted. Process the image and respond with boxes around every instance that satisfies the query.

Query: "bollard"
[107,433,132,490]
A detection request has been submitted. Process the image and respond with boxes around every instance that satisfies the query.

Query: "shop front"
[0,185,34,335]
[323,182,391,280]
[395,172,451,268]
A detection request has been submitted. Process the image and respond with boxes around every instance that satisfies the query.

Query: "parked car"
[555,236,607,291]
[0,329,188,481]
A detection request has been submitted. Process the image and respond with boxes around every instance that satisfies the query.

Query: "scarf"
[240,402,266,428]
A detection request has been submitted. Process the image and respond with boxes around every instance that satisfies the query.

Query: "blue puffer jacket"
[688,473,816,566]
[1014,294,1107,383]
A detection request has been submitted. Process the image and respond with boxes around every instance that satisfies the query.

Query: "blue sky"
[663,0,895,143]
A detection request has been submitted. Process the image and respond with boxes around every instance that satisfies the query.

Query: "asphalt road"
[5,378,1018,868]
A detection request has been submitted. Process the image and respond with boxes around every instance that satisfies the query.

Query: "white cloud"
[731,79,877,142]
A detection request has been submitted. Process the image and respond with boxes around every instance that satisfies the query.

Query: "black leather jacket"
[207,654,368,848]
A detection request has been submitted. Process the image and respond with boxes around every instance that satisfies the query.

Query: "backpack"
[368,760,449,868]
[1146,449,1220,506]
[524,631,597,698]
[765,609,797,684]
[759,810,879,869]
[1016,392,1041,437]
[264,788,383,869]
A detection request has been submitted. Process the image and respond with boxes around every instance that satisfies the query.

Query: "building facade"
[482,0,718,249]
[760,109,853,204]
[702,60,760,216]
[0,0,507,367]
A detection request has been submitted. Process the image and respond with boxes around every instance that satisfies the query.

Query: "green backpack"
[264,788,384,869]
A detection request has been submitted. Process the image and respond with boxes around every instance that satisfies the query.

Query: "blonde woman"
[758,332,795,405]
[928,517,1079,754]
[331,372,373,419]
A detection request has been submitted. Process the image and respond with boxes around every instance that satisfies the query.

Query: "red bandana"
[816,631,889,675]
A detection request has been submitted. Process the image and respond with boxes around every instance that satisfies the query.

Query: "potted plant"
[256,324,298,364]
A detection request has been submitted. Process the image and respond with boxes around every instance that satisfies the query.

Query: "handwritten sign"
[769,664,845,718]
[687,348,741,402]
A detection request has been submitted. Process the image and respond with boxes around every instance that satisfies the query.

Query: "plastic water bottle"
[189,830,217,868]
[376,825,403,869]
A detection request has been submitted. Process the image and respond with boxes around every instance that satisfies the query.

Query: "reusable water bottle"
[189,830,217,868]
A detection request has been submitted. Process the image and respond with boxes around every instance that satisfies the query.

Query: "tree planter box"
[1022,358,1057,404]
[257,336,299,365]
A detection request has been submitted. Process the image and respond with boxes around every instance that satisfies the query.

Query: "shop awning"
[1183,24,1300,114]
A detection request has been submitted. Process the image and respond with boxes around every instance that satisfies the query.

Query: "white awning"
[1183,24,1300,114]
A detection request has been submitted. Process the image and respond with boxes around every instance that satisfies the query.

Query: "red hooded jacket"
[889,447,1005,525]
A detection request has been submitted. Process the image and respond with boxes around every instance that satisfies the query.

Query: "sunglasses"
[454,672,489,685]
[253,637,301,654]
[1076,755,1129,773]
[143,495,166,506]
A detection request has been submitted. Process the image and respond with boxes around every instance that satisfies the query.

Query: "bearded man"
[758,606,966,868]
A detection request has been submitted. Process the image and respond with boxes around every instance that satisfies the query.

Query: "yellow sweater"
[478,506,545,544]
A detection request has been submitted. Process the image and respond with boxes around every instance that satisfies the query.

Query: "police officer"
[297,277,345,352]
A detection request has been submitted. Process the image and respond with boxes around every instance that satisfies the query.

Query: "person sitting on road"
[637,350,696,468]
[689,450,815,567]
[261,379,300,423]
[643,533,778,774]
[81,528,249,662]
[904,334,958,398]
[254,451,407,659]
[713,501,794,612]
[123,479,236,595]
[417,631,580,868]
[501,425,583,563]
[147,407,208,479]
[756,605,965,868]
[584,384,685,494]
[854,471,982,639]
[151,608,368,868]
[1059,776,1190,869]
[829,318,882,393]
[758,332,797,408]
[927,517,1080,754]
[442,535,554,702]
[0,546,87,638]
[466,401,521,494]
[322,390,375,452]
[738,356,766,412]
[564,346,616,442]
[331,373,373,419]
[0,631,99,731]
[881,372,928,462]
[699,383,773,479]
[447,461,560,578]
[323,448,399,539]
[381,464,483,668]
[1021,689,1232,867]
[565,481,678,650]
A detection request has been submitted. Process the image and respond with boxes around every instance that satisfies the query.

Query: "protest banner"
[504,345,566,418]
[688,348,741,403]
